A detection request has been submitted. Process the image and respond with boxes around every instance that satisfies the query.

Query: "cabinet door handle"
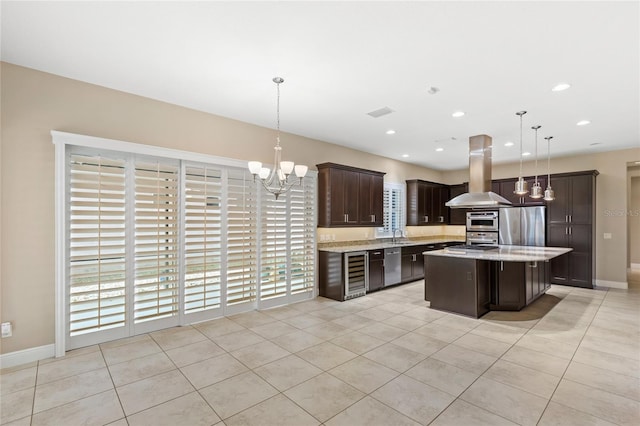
[565,227,568,235]
[569,226,572,235]
[529,261,537,268]
[371,214,375,222]
[500,261,504,271]
[424,215,429,223]
[565,215,569,223]
[569,215,572,223]
[438,216,444,222]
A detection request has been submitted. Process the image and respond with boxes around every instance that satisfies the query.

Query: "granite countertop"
[424,245,572,262]
[318,236,466,253]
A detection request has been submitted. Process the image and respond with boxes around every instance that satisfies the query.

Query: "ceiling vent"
[367,107,395,118]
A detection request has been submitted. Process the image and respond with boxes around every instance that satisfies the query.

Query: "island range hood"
[445,134,512,209]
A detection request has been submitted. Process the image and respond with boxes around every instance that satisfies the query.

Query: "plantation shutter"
[260,190,288,301]
[68,154,127,336]
[226,169,258,306]
[134,160,180,323]
[382,185,405,234]
[289,178,316,295]
[184,165,223,314]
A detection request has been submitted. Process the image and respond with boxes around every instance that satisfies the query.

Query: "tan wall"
[0,62,445,354]
[443,148,640,284]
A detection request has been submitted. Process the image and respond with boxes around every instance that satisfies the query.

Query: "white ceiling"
[2,1,639,170]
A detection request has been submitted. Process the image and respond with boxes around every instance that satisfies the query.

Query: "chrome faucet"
[392,228,403,244]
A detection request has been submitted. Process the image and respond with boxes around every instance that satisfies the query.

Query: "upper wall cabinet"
[317,163,385,227]
[448,183,468,225]
[406,180,449,226]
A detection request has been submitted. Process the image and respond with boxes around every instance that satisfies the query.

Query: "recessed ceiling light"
[435,147,444,152]
[386,129,396,135]
[504,141,514,147]
[576,120,591,126]
[452,111,465,118]
[401,154,409,158]
[552,83,571,92]
[427,86,440,95]
[522,152,531,156]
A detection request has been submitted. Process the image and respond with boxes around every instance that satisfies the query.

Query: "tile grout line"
[101,334,136,424]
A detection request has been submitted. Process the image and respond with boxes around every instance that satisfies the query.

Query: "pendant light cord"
[276,79,281,146]
[516,111,527,178]
[546,136,553,183]
[532,125,541,184]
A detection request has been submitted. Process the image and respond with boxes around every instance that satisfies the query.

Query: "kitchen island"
[423,246,572,318]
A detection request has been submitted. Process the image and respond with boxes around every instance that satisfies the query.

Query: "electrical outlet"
[604,233,612,240]
[1,322,12,338]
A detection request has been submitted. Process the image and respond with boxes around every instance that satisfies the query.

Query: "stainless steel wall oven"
[466,211,499,246]
[466,211,499,231]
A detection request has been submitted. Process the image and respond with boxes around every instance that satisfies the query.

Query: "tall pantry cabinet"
[546,171,598,288]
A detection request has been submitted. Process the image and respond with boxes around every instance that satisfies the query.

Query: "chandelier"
[514,111,528,195]
[248,77,308,199]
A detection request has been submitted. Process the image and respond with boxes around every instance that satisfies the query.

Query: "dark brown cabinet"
[448,183,468,225]
[368,249,384,292]
[359,173,384,225]
[401,245,425,282]
[491,260,549,310]
[425,257,491,318]
[317,163,385,227]
[547,171,597,288]
[406,180,449,226]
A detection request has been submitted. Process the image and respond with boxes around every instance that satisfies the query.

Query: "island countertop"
[424,245,572,262]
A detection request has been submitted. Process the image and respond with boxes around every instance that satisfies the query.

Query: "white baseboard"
[0,344,55,369]
[595,279,628,290]
[631,263,640,270]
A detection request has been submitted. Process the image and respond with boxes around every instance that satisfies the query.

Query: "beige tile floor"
[2,280,639,426]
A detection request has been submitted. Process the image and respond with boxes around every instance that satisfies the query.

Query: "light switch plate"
[604,233,612,239]
[1,322,12,338]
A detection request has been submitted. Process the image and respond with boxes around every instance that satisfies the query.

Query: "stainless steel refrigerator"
[499,206,546,246]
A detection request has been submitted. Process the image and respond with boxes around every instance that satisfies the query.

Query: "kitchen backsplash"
[317,225,465,243]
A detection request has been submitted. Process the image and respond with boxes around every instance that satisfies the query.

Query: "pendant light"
[530,125,543,199]
[248,77,308,199]
[544,136,555,201]
[514,111,528,195]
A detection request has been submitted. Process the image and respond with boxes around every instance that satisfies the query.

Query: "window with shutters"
[226,169,258,307]
[377,182,405,237]
[184,165,223,314]
[260,193,288,301]
[289,181,316,295]
[59,134,315,350]
[134,160,180,323]
[68,154,127,336]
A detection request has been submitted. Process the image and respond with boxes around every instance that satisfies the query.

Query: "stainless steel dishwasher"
[384,248,402,287]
